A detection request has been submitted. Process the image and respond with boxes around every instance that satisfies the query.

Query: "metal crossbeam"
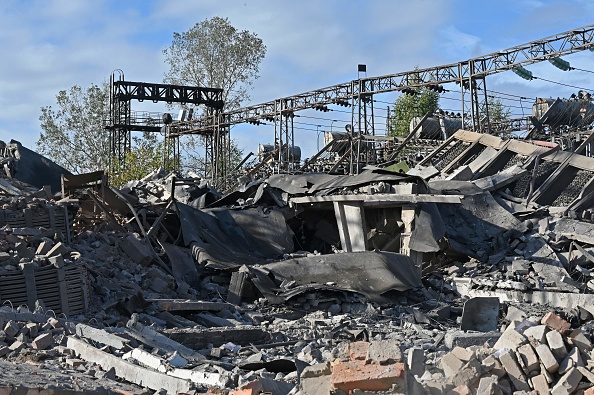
[170,24,594,136]
[111,80,224,108]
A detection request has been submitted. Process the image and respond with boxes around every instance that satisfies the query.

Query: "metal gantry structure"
[105,71,224,175]
[168,24,594,181]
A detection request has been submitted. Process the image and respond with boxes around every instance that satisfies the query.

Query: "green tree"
[163,16,267,111]
[110,132,172,187]
[163,17,265,181]
[480,97,512,134]
[37,84,110,173]
[38,84,167,184]
[389,69,440,137]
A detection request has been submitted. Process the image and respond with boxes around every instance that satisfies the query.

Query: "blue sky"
[0,0,593,161]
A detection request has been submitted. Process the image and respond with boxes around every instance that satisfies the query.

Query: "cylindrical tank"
[532,97,594,128]
[258,144,301,162]
[282,146,301,163]
[258,144,274,156]
[409,116,462,139]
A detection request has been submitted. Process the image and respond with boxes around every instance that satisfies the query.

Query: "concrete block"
[541,312,571,334]
[301,362,331,379]
[493,325,527,351]
[482,355,506,378]
[451,346,474,362]
[301,374,332,395]
[407,347,426,378]
[517,343,540,374]
[445,331,501,349]
[559,346,583,375]
[505,305,528,322]
[569,329,592,353]
[447,358,482,388]
[331,360,407,392]
[300,363,332,395]
[25,323,38,338]
[8,341,25,352]
[498,349,530,391]
[442,352,465,378]
[578,366,594,384]
[546,329,568,361]
[524,325,549,344]
[66,358,86,368]
[0,346,9,357]
[530,374,550,395]
[446,384,473,395]
[120,235,153,265]
[32,332,54,350]
[366,339,402,365]
[550,367,582,395]
[3,321,19,338]
[535,343,559,373]
[47,317,62,328]
[476,375,502,395]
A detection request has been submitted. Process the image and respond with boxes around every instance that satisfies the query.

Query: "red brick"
[331,360,406,392]
[348,341,370,361]
[541,312,571,334]
[583,385,594,395]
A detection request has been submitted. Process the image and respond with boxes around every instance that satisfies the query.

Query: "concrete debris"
[5,134,594,393]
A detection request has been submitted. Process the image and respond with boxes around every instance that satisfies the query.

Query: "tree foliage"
[37,84,110,174]
[109,132,172,187]
[389,70,440,137]
[481,97,512,123]
[163,16,267,111]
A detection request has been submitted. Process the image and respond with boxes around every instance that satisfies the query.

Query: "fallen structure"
[4,131,594,394]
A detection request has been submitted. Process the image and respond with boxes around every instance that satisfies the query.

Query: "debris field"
[4,129,594,395]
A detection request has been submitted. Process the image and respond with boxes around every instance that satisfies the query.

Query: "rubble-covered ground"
[4,136,594,394]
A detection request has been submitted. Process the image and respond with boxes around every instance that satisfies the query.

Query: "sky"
[0,0,593,162]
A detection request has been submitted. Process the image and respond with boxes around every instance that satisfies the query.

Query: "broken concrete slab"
[460,297,499,332]
[67,336,193,393]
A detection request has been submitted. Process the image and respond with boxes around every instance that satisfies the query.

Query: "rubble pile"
[5,133,594,394]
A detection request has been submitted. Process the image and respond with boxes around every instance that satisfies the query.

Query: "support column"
[400,205,423,266]
[333,201,367,252]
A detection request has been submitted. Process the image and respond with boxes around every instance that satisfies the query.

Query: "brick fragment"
[451,346,474,362]
[476,375,502,395]
[569,329,592,353]
[541,312,571,334]
[535,343,559,373]
[493,325,526,350]
[551,367,582,395]
[331,360,406,392]
[498,349,530,391]
[524,325,549,343]
[517,343,540,374]
[530,374,549,395]
[546,329,568,361]
[366,339,402,365]
[32,333,54,350]
[559,346,583,375]
[442,352,465,378]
